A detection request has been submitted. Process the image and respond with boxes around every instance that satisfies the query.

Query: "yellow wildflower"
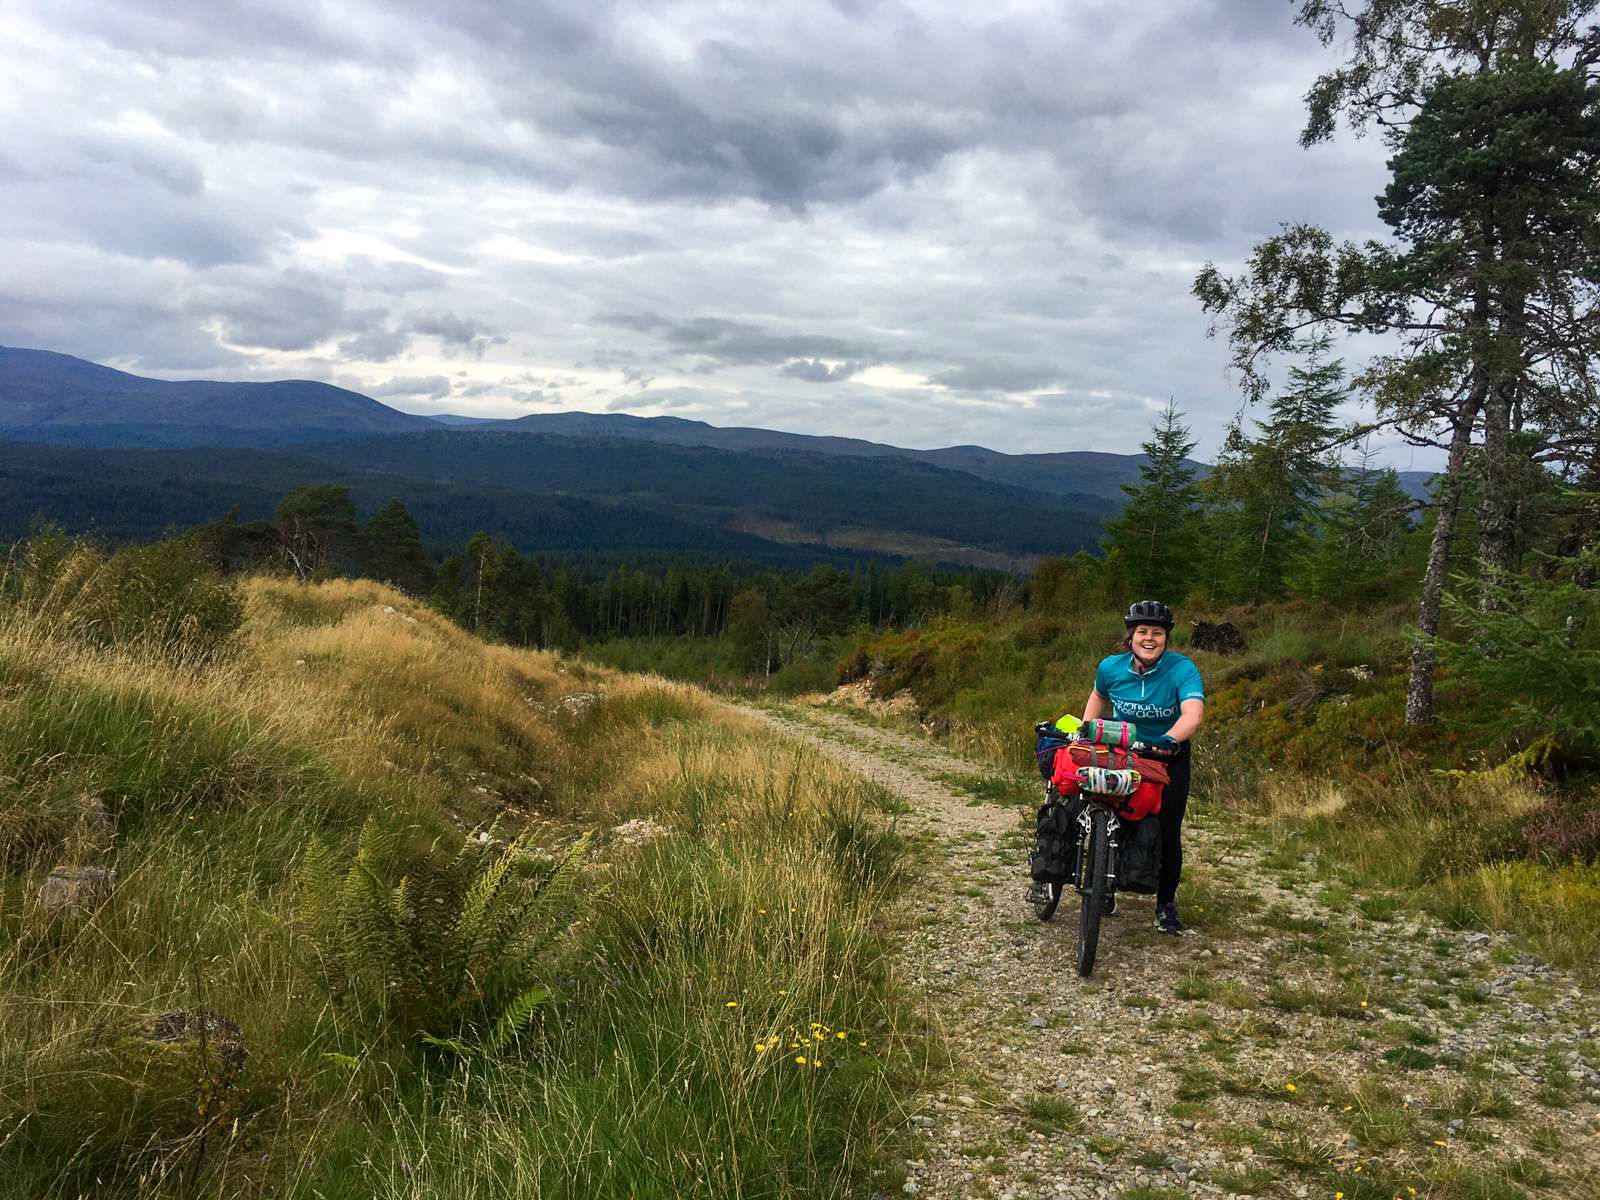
[796,1055,806,1064]
[755,1043,767,1052]
[1286,1083,1297,1093]
[837,1031,847,1039]
[726,1001,738,1008]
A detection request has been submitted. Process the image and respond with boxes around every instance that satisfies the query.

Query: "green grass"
[1383,1046,1440,1070]
[936,770,1037,808]
[1023,1095,1080,1133]
[0,577,921,1199]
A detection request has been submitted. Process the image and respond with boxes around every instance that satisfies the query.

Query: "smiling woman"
[1079,599,1205,936]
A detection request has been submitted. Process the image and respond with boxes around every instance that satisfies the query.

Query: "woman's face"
[1129,623,1168,663]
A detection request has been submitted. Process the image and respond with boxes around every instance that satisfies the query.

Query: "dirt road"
[747,701,1600,1200]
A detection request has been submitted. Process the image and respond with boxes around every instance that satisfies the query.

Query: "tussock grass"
[0,575,918,1198]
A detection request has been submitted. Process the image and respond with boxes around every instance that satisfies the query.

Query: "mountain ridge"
[0,346,434,447]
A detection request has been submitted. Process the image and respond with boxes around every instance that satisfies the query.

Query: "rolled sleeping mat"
[1080,718,1135,749]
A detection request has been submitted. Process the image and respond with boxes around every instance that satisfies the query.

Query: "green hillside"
[0,553,914,1198]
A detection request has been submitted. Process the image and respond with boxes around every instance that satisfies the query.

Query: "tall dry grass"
[0,574,919,1198]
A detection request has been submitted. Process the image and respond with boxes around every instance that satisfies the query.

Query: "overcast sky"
[1,0,1432,465]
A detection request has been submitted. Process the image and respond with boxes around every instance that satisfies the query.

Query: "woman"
[1082,600,1204,935]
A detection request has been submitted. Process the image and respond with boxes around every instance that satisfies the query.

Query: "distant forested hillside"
[0,434,1111,565]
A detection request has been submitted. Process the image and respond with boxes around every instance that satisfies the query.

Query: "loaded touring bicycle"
[1028,718,1170,977]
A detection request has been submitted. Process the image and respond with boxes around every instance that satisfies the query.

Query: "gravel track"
[743,701,1600,1200]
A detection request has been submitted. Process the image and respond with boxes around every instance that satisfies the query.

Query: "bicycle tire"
[1076,809,1110,977]
[1033,881,1063,921]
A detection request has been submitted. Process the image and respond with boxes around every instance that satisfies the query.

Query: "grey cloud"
[0,0,1425,464]
[931,360,1065,394]
[777,358,868,383]
[604,387,712,413]
[184,271,356,352]
[600,312,878,368]
[370,374,452,399]
[406,312,508,358]
[340,327,412,362]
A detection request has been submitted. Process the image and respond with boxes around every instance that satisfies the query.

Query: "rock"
[1346,664,1374,681]
[39,865,116,915]
[611,818,671,848]
[555,691,603,718]
[910,1114,935,1129]
[902,1181,919,1196]
[1029,1014,1048,1029]
[75,795,114,841]
[141,1008,247,1080]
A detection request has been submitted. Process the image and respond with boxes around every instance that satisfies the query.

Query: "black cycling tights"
[1157,745,1192,906]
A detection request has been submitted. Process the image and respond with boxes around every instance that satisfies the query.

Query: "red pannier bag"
[1050,743,1169,821]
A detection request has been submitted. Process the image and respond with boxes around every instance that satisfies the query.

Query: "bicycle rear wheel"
[1076,809,1110,977]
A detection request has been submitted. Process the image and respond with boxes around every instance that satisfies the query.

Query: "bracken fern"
[293,818,591,1047]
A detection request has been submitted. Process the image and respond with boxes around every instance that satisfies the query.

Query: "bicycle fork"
[1075,806,1122,894]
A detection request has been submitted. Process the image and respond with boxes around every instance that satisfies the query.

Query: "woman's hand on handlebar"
[1147,735,1181,757]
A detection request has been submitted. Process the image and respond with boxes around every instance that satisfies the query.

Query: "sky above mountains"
[0,1,1428,464]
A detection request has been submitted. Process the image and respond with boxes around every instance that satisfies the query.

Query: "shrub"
[3,530,242,661]
[292,819,591,1048]
[1521,793,1600,864]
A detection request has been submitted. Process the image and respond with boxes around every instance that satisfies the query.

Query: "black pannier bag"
[1030,794,1085,883]
[1117,815,1162,895]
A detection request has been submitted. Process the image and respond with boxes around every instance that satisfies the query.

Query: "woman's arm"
[1082,688,1106,723]
[1164,698,1205,743]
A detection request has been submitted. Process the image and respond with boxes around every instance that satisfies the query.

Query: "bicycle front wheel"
[1076,809,1110,977]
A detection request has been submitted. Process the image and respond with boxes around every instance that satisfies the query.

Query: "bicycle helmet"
[1123,599,1174,630]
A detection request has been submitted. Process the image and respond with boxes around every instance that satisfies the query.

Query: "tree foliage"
[1101,402,1201,602]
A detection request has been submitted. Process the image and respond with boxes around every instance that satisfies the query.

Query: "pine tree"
[1288,442,1415,604]
[1202,338,1347,603]
[1101,402,1202,603]
[361,498,435,596]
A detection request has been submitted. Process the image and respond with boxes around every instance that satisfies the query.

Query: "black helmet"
[1123,599,1174,630]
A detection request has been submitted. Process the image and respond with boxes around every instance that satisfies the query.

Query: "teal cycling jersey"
[1092,650,1205,742]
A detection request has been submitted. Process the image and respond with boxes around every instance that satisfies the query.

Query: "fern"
[485,985,553,1053]
[291,820,592,1049]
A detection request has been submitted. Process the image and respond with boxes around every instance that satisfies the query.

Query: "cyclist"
[1082,600,1204,936]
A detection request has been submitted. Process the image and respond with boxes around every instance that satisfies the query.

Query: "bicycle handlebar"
[1067,733,1178,758]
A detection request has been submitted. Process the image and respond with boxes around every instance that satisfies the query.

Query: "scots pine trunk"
[1407,391,1483,725]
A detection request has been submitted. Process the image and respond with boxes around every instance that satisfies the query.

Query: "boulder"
[39,865,116,915]
[1189,620,1247,654]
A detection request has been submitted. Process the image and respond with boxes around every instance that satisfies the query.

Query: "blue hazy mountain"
[0,346,434,447]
